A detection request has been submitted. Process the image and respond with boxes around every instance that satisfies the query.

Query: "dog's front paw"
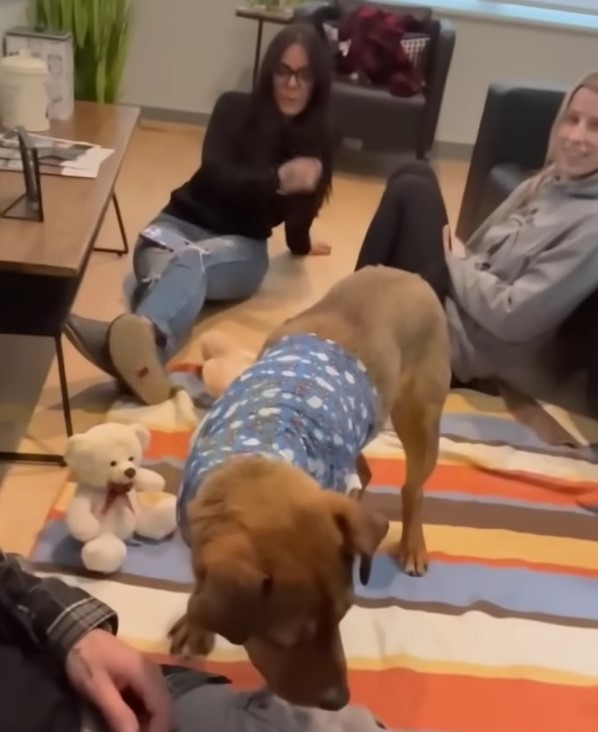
[168,614,215,657]
[389,529,428,577]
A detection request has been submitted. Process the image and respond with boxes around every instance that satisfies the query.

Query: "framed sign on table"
[0,127,45,222]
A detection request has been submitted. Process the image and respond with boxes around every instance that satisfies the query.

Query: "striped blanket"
[30,369,598,732]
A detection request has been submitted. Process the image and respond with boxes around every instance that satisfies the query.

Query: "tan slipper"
[64,314,117,377]
[107,314,173,405]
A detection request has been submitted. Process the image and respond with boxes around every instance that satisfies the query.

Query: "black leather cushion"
[332,81,426,152]
[557,287,598,417]
[470,163,534,230]
[489,163,531,199]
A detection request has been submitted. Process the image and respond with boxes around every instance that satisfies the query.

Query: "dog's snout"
[124,467,136,479]
[317,685,349,711]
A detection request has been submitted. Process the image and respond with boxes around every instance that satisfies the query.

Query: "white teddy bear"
[64,422,177,574]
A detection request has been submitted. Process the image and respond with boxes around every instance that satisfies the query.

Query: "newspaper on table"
[0,131,114,179]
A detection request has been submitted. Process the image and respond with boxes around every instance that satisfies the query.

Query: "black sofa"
[294,1,455,157]
[456,82,598,416]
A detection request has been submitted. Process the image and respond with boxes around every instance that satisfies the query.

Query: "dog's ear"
[192,549,272,645]
[322,493,389,585]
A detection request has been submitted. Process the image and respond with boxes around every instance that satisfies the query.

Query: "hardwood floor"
[0,119,469,554]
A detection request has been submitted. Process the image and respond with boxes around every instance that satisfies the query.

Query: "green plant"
[30,0,133,104]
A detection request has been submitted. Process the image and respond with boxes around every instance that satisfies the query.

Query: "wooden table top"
[235,5,294,23]
[0,102,139,277]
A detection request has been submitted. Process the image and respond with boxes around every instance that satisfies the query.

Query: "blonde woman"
[355,72,598,398]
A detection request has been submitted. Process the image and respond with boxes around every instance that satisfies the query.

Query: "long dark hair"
[251,22,334,202]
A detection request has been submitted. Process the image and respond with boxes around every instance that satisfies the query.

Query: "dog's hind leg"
[389,377,447,576]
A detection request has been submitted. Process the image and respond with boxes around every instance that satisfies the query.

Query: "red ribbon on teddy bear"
[101,481,134,516]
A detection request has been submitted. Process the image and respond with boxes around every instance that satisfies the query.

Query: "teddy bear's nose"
[124,467,136,479]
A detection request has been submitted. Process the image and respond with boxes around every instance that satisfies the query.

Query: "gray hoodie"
[445,171,598,396]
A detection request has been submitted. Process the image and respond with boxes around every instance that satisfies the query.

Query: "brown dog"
[169,266,451,709]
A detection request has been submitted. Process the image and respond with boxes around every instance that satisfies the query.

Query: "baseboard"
[138,105,474,161]
[432,140,474,161]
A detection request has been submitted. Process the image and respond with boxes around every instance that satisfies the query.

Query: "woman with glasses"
[65,23,334,405]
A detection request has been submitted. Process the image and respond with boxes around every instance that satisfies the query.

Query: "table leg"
[55,334,73,438]
[0,335,72,466]
[94,193,129,256]
[252,20,264,88]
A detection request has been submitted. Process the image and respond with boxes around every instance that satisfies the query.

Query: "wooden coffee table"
[0,101,139,465]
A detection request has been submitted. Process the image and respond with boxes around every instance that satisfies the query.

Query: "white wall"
[0,0,26,39]
[2,0,597,145]
[437,14,597,144]
[120,0,275,117]
[119,0,598,146]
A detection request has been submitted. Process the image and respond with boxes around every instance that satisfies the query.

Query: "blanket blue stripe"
[31,520,598,624]
[439,413,597,461]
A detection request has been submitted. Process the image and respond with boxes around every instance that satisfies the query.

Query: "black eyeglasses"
[273,63,313,87]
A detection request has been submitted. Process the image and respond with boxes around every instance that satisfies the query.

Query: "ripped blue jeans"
[132,213,268,360]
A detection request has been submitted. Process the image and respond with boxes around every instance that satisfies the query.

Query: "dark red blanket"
[335,6,426,97]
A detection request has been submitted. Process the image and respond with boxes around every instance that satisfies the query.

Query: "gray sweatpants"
[82,685,389,732]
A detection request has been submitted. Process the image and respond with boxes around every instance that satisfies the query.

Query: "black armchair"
[294,1,455,157]
[455,82,566,241]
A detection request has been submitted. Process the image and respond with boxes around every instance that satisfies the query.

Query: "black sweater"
[164,91,325,255]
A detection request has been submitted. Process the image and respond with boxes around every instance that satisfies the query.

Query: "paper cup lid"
[1,49,48,74]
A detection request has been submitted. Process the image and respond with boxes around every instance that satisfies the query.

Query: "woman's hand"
[66,629,174,732]
[278,157,322,194]
[309,241,332,256]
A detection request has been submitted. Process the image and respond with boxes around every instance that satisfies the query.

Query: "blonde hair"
[522,71,598,205]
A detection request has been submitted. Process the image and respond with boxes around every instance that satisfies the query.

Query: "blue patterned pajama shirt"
[177,334,379,537]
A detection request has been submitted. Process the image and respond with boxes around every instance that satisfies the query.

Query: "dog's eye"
[110,460,117,467]
[128,456,134,462]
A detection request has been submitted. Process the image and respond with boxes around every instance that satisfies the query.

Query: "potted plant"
[29,0,133,104]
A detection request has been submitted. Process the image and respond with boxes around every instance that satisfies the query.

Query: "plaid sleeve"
[0,550,117,661]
